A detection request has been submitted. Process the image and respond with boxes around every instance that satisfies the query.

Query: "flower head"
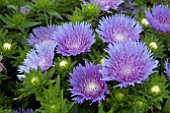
[52,22,95,56]
[69,62,108,104]
[96,14,143,44]
[87,0,124,11]
[0,55,2,61]
[165,60,170,81]
[18,40,56,79]
[28,25,57,46]
[0,55,3,72]
[100,41,158,87]
[13,108,34,113]
[21,7,30,15]
[146,5,170,33]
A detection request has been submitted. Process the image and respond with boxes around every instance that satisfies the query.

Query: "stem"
[44,12,48,25]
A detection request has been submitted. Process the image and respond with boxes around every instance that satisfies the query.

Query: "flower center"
[156,15,170,24]
[71,43,79,49]
[122,65,132,75]
[85,82,99,94]
[115,34,125,42]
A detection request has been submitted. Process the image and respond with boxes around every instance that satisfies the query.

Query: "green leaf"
[155,102,161,110]
[21,20,41,28]
[107,108,114,113]
[46,9,63,20]
[98,103,105,113]
[69,103,79,113]
[163,99,170,113]
[0,15,13,25]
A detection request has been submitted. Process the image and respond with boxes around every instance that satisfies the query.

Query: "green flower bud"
[114,92,125,102]
[149,85,161,96]
[50,105,60,113]
[141,18,149,27]
[149,42,158,49]
[31,77,40,86]
[59,60,68,67]
[3,43,11,50]
[134,100,146,111]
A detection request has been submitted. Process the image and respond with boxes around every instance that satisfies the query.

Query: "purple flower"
[13,108,34,113]
[69,62,108,104]
[0,55,3,71]
[0,55,2,61]
[96,14,143,44]
[28,25,57,46]
[21,7,30,15]
[146,5,170,33]
[165,60,170,81]
[17,40,56,79]
[100,41,158,87]
[52,22,95,56]
[84,0,124,11]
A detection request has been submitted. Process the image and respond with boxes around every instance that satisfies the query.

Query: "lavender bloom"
[165,60,170,81]
[0,55,3,71]
[100,41,158,88]
[0,55,2,61]
[17,40,56,79]
[69,62,108,104]
[13,108,34,113]
[28,25,57,46]
[83,0,124,11]
[52,22,95,56]
[96,14,143,44]
[146,5,170,33]
[21,7,30,15]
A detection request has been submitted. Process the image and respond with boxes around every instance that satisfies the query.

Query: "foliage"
[0,0,170,113]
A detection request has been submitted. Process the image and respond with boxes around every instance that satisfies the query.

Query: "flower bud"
[134,100,146,110]
[31,77,40,86]
[3,43,11,50]
[21,7,30,15]
[59,61,68,67]
[141,18,149,27]
[149,42,158,49]
[114,92,125,102]
[149,85,161,96]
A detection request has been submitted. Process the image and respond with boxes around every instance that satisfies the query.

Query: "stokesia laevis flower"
[13,108,34,113]
[17,40,56,79]
[83,0,124,11]
[52,22,95,56]
[21,7,30,15]
[69,62,108,104]
[146,5,170,33]
[96,14,143,44]
[0,55,3,71]
[165,60,170,81]
[28,25,57,46]
[100,41,158,88]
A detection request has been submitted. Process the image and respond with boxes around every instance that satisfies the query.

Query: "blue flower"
[13,108,34,113]
[146,5,170,33]
[28,25,57,46]
[21,7,30,15]
[96,14,143,44]
[69,62,108,104]
[17,40,56,79]
[52,22,95,56]
[165,60,170,81]
[100,41,158,87]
